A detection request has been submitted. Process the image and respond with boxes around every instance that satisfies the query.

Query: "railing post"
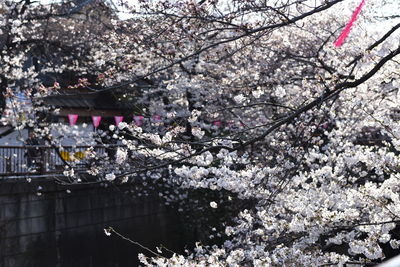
[5,156,11,173]
[41,146,48,174]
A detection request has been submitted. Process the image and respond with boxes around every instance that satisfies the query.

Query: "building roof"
[43,90,140,113]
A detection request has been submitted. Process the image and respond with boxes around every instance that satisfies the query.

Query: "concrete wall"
[0,177,191,267]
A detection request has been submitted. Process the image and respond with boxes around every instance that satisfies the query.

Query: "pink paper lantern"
[153,115,161,122]
[92,116,102,128]
[68,114,78,126]
[133,115,143,126]
[114,116,124,126]
[213,120,222,127]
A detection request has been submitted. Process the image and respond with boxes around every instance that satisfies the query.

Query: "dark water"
[0,178,194,267]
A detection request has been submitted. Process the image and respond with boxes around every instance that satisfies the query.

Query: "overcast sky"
[14,0,400,34]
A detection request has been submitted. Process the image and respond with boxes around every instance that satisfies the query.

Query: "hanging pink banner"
[114,116,124,126]
[68,114,78,126]
[334,0,366,47]
[92,116,102,128]
[133,115,143,126]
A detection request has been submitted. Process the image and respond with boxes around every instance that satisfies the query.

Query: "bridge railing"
[0,145,118,176]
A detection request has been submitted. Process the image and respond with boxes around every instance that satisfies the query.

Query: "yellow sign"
[60,151,86,161]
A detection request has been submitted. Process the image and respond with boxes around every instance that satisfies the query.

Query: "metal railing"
[0,145,116,176]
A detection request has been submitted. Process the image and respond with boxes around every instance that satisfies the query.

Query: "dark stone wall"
[0,177,191,267]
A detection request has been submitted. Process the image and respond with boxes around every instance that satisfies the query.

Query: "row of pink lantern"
[67,114,246,129]
[67,114,162,128]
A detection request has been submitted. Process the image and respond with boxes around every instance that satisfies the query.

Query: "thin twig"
[106,227,167,258]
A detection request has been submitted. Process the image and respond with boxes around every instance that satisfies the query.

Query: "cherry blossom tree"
[1,0,400,265]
